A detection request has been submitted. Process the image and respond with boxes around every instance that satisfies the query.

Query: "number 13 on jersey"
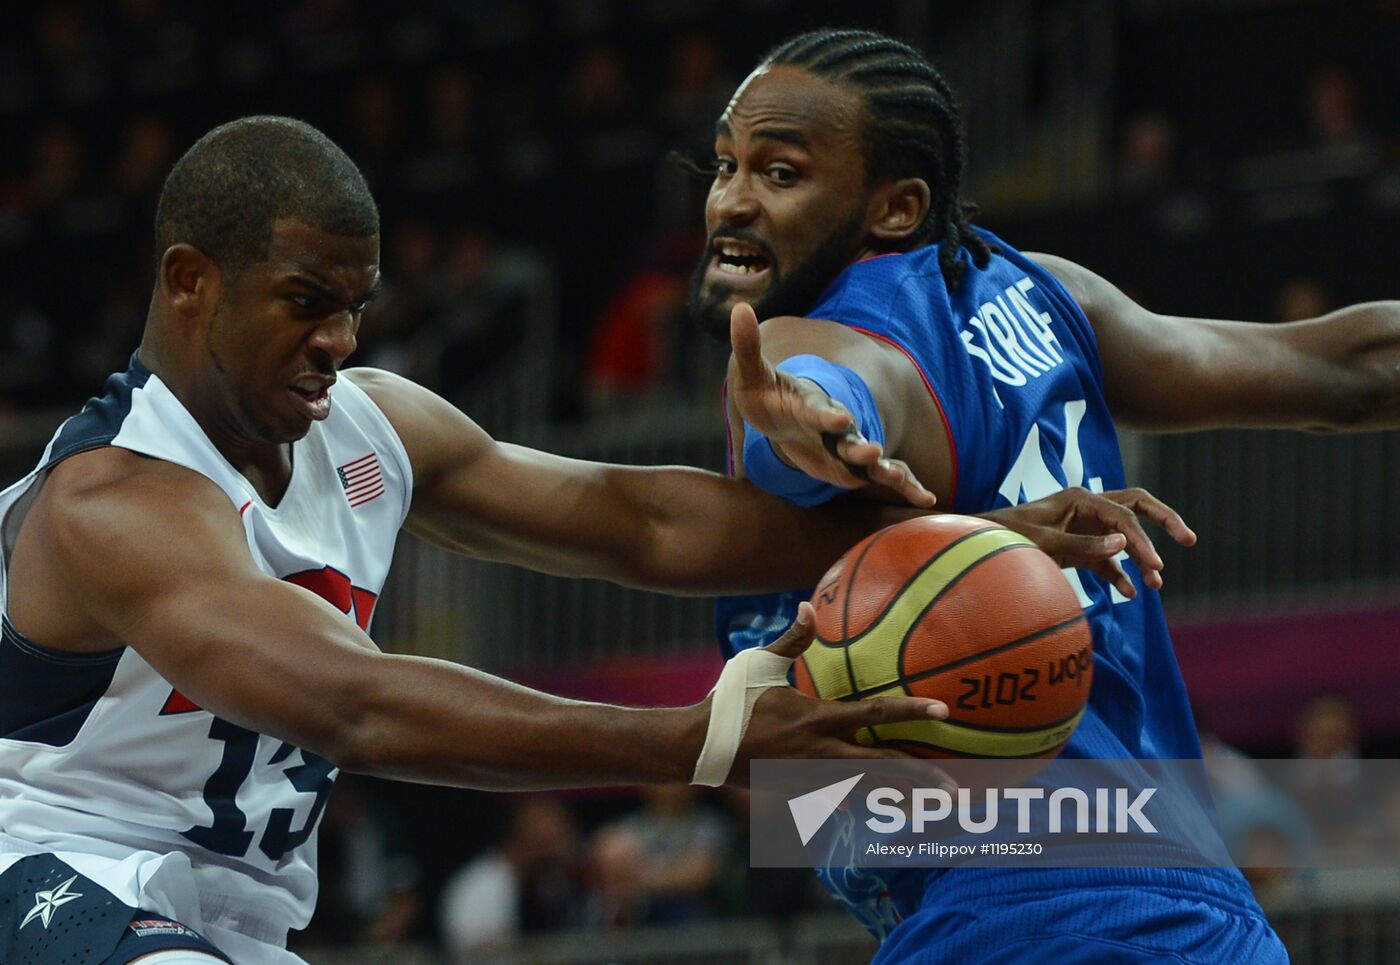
[178,565,378,861]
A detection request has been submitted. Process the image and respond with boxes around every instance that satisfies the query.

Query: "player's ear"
[868,177,931,245]
[159,243,220,320]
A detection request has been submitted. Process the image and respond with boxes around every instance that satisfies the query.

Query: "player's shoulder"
[1023,252,1094,300]
[746,315,927,410]
[46,446,216,501]
[341,367,430,439]
[341,366,491,478]
[341,365,405,396]
[1021,252,1145,332]
[794,251,932,344]
[42,448,233,549]
[341,366,439,418]
[830,248,941,297]
[754,314,870,346]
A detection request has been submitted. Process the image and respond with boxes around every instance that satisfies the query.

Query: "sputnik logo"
[787,773,863,845]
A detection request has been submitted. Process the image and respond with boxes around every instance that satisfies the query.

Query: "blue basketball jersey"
[717,230,1273,951]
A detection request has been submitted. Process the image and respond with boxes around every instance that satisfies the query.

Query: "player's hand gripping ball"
[795,515,1093,759]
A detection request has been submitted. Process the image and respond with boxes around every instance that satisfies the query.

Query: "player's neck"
[136,340,296,505]
[211,434,295,506]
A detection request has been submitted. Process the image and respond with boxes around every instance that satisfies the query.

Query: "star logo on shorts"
[19,874,84,930]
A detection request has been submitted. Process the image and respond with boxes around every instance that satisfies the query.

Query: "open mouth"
[712,239,772,277]
[289,377,334,420]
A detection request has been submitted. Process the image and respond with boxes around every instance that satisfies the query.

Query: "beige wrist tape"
[691,647,795,786]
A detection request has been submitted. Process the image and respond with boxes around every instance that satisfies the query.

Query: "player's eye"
[767,165,797,185]
[715,157,737,178]
[289,294,322,312]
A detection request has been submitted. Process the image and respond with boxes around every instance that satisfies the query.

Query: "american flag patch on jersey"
[336,453,384,507]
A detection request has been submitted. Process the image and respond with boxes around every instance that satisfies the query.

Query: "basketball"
[794,514,1093,759]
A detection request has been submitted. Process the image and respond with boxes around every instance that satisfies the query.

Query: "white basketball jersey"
[0,353,411,952]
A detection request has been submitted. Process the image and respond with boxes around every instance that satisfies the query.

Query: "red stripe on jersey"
[720,378,735,476]
[350,586,378,632]
[847,325,959,508]
[160,689,202,715]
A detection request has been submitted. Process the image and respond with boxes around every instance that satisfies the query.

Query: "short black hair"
[154,116,379,273]
[762,30,993,290]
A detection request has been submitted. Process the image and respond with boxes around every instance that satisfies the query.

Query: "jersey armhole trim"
[337,379,416,527]
[2,613,124,665]
[846,324,959,508]
[720,377,736,477]
[1022,257,1108,385]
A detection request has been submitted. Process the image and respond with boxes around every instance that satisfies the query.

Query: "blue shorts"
[873,868,1289,965]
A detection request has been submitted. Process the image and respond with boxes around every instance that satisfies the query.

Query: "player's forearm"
[1308,301,1400,431]
[1110,304,1400,434]
[136,583,708,790]
[331,653,706,790]
[621,466,905,593]
[1208,303,1400,433]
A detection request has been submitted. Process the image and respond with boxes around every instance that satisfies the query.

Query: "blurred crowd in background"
[2,0,1399,425]
[3,0,1400,955]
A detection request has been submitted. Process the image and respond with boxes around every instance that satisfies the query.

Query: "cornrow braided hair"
[763,29,993,290]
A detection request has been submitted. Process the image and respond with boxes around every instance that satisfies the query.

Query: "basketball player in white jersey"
[0,117,1177,964]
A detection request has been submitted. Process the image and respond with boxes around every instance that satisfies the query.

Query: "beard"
[687,209,868,343]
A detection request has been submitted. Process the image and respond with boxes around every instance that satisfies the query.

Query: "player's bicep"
[406,439,652,574]
[347,366,647,568]
[49,475,381,755]
[127,577,382,747]
[1030,253,1329,431]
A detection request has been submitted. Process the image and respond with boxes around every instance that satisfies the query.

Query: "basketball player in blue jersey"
[687,27,1396,964]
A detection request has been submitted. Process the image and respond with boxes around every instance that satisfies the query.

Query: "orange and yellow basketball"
[795,514,1093,759]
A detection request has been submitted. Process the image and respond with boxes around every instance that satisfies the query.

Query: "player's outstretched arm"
[1031,253,1400,433]
[727,302,936,507]
[38,458,944,789]
[345,368,905,595]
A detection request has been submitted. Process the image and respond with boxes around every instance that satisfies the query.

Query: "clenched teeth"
[714,240,769,275]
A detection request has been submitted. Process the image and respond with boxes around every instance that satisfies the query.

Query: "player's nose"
[310,313,358,364]
[711,174,761,227]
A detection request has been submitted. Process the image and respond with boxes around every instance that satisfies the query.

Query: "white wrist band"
[691,647,796,786]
